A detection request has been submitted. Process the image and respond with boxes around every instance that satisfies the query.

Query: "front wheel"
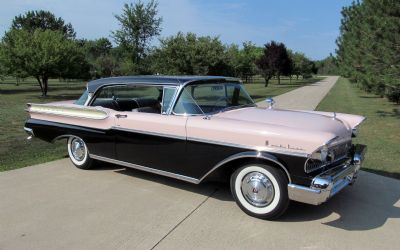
[67,136,94,170]
[230,163,289,220]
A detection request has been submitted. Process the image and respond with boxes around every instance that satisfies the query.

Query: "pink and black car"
[24,76,366,219]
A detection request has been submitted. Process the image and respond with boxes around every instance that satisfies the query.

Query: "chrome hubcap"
[71,138,86,161]
[241,171,275,207]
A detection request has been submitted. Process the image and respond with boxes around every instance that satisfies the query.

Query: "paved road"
[257,76,339,110]
[1,76,400,249]
[1,160,399,249]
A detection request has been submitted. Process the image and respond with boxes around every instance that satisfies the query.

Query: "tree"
[255,41,292,86]
[150,32,227,75]
[112,0,162,71]
[315,54,339,75]
[336,0,400,103]
[80,38,117,78]
[11,10,75,39]
[0,29,89,96]
[237,42,262,83]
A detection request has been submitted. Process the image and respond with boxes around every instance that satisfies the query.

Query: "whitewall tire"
[67,136,94,169]
[230,164,289,219]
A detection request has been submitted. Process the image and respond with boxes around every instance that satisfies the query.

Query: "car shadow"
[95,162,231,201]
[94,163,400,231]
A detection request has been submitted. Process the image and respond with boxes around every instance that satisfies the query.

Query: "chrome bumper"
[24,127,34,140]
[288,144,367,205]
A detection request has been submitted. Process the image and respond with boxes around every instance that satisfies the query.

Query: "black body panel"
[115,129,188,176]
[25,118,311,185]
[25,119,115,159]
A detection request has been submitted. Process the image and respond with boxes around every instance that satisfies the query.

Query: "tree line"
[0,0,317,96]
[336,0,400,103]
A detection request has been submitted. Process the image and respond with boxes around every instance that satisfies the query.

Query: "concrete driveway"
[0,159,399,249]
[1,76,400,249]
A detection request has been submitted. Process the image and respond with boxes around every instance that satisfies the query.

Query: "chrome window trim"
[83,91,93,106]
[170,80,252,116]
[163,86,179,115]
[88,83,178,107]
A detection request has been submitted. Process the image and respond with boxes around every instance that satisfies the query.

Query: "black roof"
[87,75,239,92]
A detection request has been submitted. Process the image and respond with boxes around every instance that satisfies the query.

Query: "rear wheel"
[67,136,94,169]
[230,163,289,220]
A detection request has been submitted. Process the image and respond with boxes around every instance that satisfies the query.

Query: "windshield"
[173,82,254,115]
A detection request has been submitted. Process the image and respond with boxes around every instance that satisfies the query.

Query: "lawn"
[244,76,324,102]
[317,77,400,179]
[0,76,323,172]
[0,78,86,171]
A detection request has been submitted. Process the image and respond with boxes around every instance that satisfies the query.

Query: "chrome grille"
[305,159,324,173]
[305,141,351,173]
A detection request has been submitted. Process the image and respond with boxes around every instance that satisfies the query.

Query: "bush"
[386,85,400,104]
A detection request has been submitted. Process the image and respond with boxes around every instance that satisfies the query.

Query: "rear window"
[75,90,89,105]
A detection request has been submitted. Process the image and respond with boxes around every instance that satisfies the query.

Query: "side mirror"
[265,97,275,109]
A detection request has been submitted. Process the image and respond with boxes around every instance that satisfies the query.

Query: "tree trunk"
[277,74,281,84]
[43,76,48,96]
[264,76,271,87]
[36,76,45,96]
[35,76,48,96]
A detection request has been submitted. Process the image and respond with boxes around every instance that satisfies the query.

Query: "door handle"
[115,114,128,118]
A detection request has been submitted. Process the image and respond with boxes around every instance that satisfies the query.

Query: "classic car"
[24,76,366,219]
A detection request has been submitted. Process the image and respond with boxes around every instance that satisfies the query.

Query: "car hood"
[215,107,353,139]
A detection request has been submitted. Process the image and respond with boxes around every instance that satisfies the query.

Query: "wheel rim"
[241,171,275,207]
[70,137,86,162]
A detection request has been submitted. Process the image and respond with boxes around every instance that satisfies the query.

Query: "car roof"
[87,75,240,93]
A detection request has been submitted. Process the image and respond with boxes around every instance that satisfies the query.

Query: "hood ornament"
[265,97,275,109]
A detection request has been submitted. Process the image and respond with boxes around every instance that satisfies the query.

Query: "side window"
[91,85,162,113]
[161,87,177,114]
[173,88,203,115]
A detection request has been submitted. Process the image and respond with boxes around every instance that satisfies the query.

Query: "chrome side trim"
[187,137,309,158]
[199,151,292,183]
[110,127,308,158]
[28,104,109,120]
[90,154,200,184]
[112,126,187,141]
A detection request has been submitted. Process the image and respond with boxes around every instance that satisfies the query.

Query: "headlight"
[310,146,329,162]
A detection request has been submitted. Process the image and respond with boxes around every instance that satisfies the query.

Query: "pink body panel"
[115,111,187,138]
[28,103,365,156]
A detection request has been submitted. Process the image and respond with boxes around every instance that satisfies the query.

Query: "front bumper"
[288,144,367,205]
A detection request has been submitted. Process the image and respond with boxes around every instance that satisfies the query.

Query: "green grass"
[0,78,86,171]
[317,77,400,179]
[245,76,324,102]
[0,75,323,172]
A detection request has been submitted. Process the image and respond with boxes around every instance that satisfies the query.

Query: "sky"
[0,0,353,60]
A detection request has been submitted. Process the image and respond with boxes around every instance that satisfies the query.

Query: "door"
[109,85,188,175]
[114,112,188,174]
